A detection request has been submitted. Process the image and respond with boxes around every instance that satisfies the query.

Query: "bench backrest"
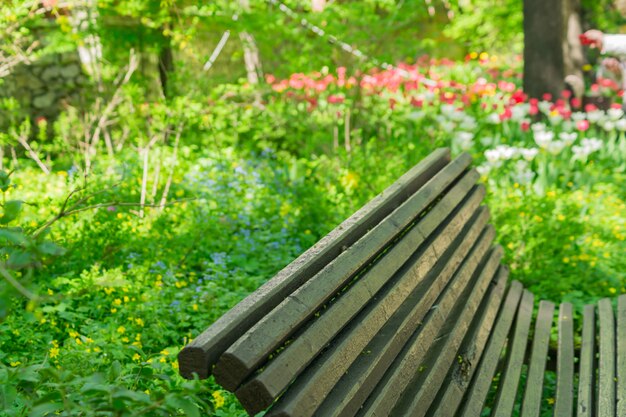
[179,149,509,416]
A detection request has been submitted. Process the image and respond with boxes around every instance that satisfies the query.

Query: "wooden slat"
[489,289,534,417]
[618,295,626,416]
[264,192,490,417]
[520,300,555,417]
[214,157,475,391]
[391,249,505,417]
[456,280,524,417]
[352,232,498,417]
[554,302,574,417]
[178,148,452,379]
[299,208,493,417]
[598,298,616,417]
[577,304,595,417]
[427,267,510,417]
[235,181,486,414]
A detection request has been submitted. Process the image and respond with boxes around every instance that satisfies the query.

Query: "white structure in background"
[70,0,103,84]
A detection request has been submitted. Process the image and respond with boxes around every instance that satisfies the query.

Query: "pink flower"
[265,74,276,84]
[499,107,512,121]
[576,120,590,131]
[584,103,598,113]
[542,93,552,102]
[410,97,423,108]
[328,95,345,104]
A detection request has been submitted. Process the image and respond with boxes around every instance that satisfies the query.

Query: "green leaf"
[29,402,63,417]
[165,394,200,417]
[0,171,10,192]
[0,201,22,225]
[17,366,40,383]
[37,241,66,257]
[7,250,35,269]
[0,228,27,245]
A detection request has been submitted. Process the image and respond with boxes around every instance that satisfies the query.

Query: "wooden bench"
[178,148,626,417]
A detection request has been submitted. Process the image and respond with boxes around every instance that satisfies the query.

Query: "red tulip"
[520,120,530,131]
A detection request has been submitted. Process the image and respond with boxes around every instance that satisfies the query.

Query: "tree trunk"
[523,0,566,99]
[563,0,584,96]
[239,0,262,85]
[158,27,174,98]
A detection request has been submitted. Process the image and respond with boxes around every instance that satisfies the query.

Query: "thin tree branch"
[0,264,38,300]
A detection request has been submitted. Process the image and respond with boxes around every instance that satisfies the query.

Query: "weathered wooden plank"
[214,161,477,391]
[456,281,524,417]
[235,182,486,414]
[351,236,499,417]
[270,206,491,417]
[318,214,494,417]
[554,303,574,417]
[598,298,616,417]
[519,300,555,417]
[617,295,626,416]
[178,148,452,379]
[262,191,490,417]
[489,289,534,417]
[577,304,595,417]
[391,250,505,417]
[426,267,510,417]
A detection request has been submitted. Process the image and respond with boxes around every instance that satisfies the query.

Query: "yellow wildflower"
[49,347,60,358]
[117,326,126,334]
[132,353,141,361]
[212,391,225,409]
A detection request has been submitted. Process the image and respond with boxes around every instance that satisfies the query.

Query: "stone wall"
[0,51,87,123]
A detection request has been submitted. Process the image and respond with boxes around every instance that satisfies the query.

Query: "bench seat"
[178,148,626,417]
